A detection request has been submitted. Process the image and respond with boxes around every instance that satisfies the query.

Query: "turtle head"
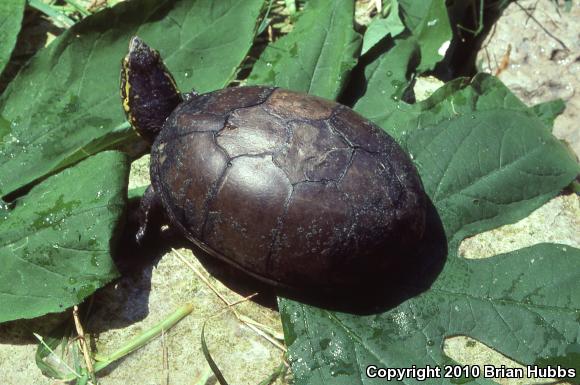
[121,36,182,143]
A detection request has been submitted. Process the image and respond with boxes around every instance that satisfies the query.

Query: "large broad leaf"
[0,151,129,323]
[247,0,361,100]
[0,0,264,198]
[405,91,577,249]
[279,74,580,384]
[0,0,25,76]
[282,244,580,384]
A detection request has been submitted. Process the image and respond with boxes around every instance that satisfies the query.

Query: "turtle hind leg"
[136,185,164,244]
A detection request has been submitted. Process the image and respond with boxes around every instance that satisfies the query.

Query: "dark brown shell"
[151,86,426,289]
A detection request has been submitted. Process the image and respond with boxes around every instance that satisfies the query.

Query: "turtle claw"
[136,221,147,245]
[182,91,199,102]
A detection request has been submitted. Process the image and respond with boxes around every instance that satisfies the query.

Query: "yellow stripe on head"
[121,57,131,114]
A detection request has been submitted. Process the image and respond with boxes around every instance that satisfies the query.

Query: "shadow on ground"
[114,194,448,317]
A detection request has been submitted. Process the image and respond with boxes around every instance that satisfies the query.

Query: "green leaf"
[280,73,580,384]
[247,0,361,100]
[0,0,264,197]
[399,0,452,72]
[367,73,578,245]
[353,37,420,141]
[0,0,25,76]
[400,75,578,247]
[0,151,129,323]
[361,0,405,55]
[530,99,566,131]
[408,117,577,249]
[282,244,580,385]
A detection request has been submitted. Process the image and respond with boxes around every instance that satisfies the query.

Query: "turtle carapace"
[121,36,427,290]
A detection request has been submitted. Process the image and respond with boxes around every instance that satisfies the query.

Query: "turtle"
[121,36,427,290]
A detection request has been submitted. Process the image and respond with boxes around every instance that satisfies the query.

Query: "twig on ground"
[162,328,169,385]
[514,1,569,51]
[72,305,96,384]
[494,44,512,76]
[172,248,287,352]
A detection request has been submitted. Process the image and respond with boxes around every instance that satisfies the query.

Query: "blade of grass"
[201,321,230,385]
[258,0,274,34]
[33,333,82,380]
[92,304,194,372]
[27,0,75,27]
[54,303,194,381]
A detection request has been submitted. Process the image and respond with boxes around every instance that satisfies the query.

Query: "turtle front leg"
[136,185,163,244]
